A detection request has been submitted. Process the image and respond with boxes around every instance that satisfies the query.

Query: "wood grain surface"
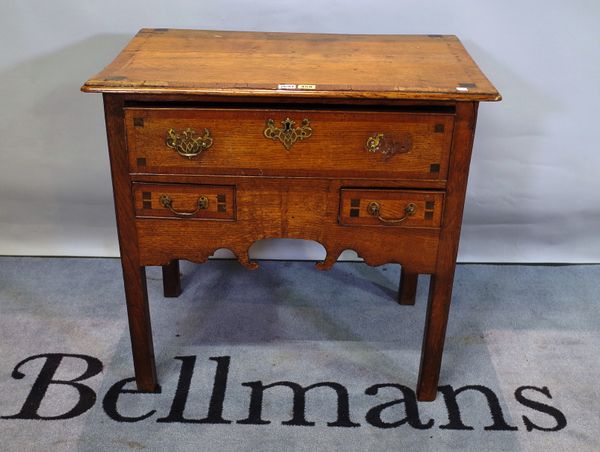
[82,29,500,101]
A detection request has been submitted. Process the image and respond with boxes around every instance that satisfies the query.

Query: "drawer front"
[133,183,235,220]
[134,178,442,272]
[125,108,454,180]
[339,189,444,228]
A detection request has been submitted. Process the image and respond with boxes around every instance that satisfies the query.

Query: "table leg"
[416,102,478,401]
[416,270,454,401]
[122,263,158,392]
[104,94,158,393]
[398,268,418,305]
[162,260,182,298]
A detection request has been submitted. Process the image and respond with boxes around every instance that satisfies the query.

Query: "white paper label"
[277,83,317,90]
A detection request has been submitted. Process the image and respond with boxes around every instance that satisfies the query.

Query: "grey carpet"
[0,257,598,451]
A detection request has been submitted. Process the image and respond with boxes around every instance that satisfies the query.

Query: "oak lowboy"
[82,29,500,401]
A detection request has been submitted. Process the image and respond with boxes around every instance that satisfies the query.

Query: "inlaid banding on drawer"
[339,188,444,228]
[133,183,235,220]
[125,107,454,180]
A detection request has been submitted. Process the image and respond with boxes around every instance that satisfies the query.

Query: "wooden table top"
[82,28,500,101]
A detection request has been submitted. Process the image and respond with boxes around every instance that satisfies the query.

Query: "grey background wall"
[1,0,599,262]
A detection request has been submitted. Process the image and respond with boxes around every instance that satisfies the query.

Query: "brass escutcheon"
[264,117,312,150]
[159,194,209,217]
[166,127,213,159]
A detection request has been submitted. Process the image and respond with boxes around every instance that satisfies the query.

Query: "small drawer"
[133,183,235,220]
[339,189,444,228]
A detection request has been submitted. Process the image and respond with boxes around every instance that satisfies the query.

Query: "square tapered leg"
[398,268,418,305]
[162,260,182,298]
[416,271,454,401]
[122,264,158,392]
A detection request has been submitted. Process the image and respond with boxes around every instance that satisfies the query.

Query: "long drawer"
[125,107,454,180]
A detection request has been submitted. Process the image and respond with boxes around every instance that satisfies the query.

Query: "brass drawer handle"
[365,132,412,161]
[367,202,416,224]
[159,194,209,217]
[166,127,213,159]
[264,117,312,150]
